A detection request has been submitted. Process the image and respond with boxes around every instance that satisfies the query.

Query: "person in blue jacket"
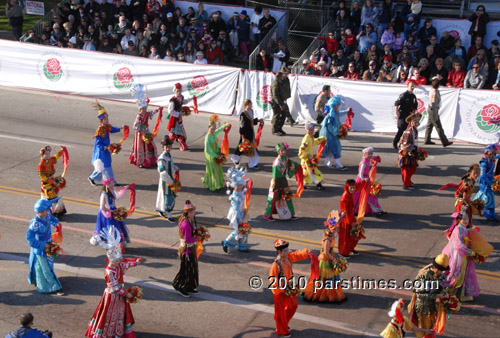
[474,144,500,222]
[5,313,51,338]
[319,96,350,170]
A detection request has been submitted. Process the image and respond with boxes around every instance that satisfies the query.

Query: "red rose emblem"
[416,99,426,114]
[481,104,500,125]
[191,76,208,92]
[116,67,133,85]
[260,85,272,103]
[46,58,61,75]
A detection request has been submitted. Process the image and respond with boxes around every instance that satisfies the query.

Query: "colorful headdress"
[274,238,289,251]
[94,100,107,119]
[484,144,497,154]
[405,112,422,123]
[161,135,173,146]
[91,226,123,262]
[209,113,220,127]
[40,145,52,156]
[275,142,289,152]
[433,253,450,271]
[34,197,61,212]
[305,122,317,131]
[362,147,373,154]
[174,82,182,91]
[226,167,247,190]
[324,210,340,228]
[388,298,405,324]
[130,83,148,109]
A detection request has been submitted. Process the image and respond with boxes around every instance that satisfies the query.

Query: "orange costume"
[269,240,310,337]
[38,146,66,216]
[338,181,363,257]
[398,112,422,188]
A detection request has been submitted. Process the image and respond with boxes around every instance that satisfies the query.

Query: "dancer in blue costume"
[222,168,252,253]
[319,96,349,170]
[88,102,124,186]
[27,198,64,295]
[474,144,500,222]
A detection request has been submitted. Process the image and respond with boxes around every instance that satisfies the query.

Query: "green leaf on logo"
[187,82,208,98]
[476,110,500,133]
[43,64,62,82]
[256,92,271,111]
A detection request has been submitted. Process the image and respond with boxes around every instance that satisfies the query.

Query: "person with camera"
[5,313,52,338]
[356,23,376,53]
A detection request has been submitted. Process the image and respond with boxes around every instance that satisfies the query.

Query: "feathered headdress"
[94,100,107,119]
[388,298,405,324]
[226,167,247,194]
[89,226,122,262]
[130,83,148,109]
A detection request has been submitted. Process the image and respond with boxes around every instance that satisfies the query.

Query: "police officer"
[271,71,289,136]
[393,80,418,149]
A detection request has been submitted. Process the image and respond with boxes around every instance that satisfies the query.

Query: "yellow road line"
[1,185,499,281]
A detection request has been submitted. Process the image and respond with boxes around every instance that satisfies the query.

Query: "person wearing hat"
[88,101,125,186]
[27,198,64,295]
[319,95,351,170]
[263,142,300,221]
[202,115,230,191]
[407,254,449,338]
[298,123,327,190]
[38,145,68,218]
[124,39,139,56]
[85,226,143,338]
[301,210,347,303]
[393,80,418,149]
[314,60,330,77]
[380,298,434,338]
[156,135,179,223]
[222,168,252,253]
[208,11,226,40]
[473,144,500,222]
[193,50,208,64]
[299,58,315,75]
[173,200,201,297]
[167,83,193,151]
[269,239,313,337]
[397,110,422,189]
[424,78,453,147]
[231,99,263,169]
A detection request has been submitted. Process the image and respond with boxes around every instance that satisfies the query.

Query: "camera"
[42,330,53,337]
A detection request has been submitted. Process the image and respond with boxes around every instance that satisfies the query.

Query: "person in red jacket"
[338,179,364,258]
[447,62,466,88]
[206,40,224,65]
[316,31,339,54]
[343,61,360,79]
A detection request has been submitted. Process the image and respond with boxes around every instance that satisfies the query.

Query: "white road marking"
[0,134,75,147]
[0,252,379,337]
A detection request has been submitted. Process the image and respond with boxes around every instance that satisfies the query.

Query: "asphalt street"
[0,86,498,338]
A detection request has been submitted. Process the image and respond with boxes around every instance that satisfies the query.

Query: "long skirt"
[94,209,130,244]
[28,253,62,293]
[85,291,136,338]
[301,252,346,302]
[172,251,199,292]
[129,132,157,168]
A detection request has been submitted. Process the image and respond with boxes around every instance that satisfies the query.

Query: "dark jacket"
[258,15,276,38]
[256,54,273,71]
[468,12,490,37]
[239,110,259,141]
[395,90,417,119]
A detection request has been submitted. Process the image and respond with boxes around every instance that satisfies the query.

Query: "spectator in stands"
[380,56,397,81]
[447,61,466,88]
[40,32,50,45]
[120,28,136,50]
[217,30,233,64]
[257,48,273,72]
[82,35,96,51]
[184,40,196,63]
[407,0,422,31]
[258,8,276,39]
[357,23,376,53]
[136,31,147,51]
[149,45,160,59]
[316,31,339,55]
[492,52,500,90]
[465,62,487,89]
[344,28,357,56]
[468,50,489,77]
[449,38,467,63]
[378,43,394,65]
[250,6,264,45]
[315,61,330,77]
[194,50,207,64]
[206,40,223,65]
[316,48,332,69]
[333,48,349,74]
[75,25,87,48]
[131,1,146,22]
[51,23,64,43]
[365,51,378,70]
[184,6,196,22]
[381,25,396,51]
[98,36,114,53]
[397,46,414,66]
[208,12,226,39]
[349,0,362,34]
[177,52,187,62]
[334,9,350,40]
[418,58,431,82]
[146,0,161,20]
[350,49,365,73]
[114,15,128,35]
[124,40,140,56]
[430,58,448,86]
[360,0,378,28]
[394,31,404,55]
[378,0,397,42]
[344,61,360,79]
[300,59,315,75]
[467,36,487,62]
[187,27,199,46]
[404,33,419,60]
[66,36,76,49]
[409,66,426,85]
[487,40,499,60]
[417,18,437,58]
[424,45,437,68]
[468,5,490,44]
[139,44,149,57]
[228,12,240,57]
[377,68,392,82]
[177,18,188,35]
[436,31,455,58]
[195,2,209,24]
[396,69,409,83]
[164,48,176,60]
[165,12,178,36]
[329,61,343,78]
[237,11,251,61]
[363,60,378,80]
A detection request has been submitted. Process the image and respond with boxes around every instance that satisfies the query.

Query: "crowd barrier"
[1,39,500,145]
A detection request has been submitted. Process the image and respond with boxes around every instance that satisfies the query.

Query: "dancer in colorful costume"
[263,142,302,221]
[85,226,143,338]
[91,178,132,245]
[269,239,313,337]
[338,179,364,258]
[156,135,179,223]
[89,102,125,186]
[201,115,230,191]
[319,95,353,170]
[222,168,252,253]
[38,145,68,217]
[231,99,264,170]
[407,254,449,338]
[398,112,422,189]
[129,84,159,168]
[380,298,433,338]
[354,147,386,217]
[473,144,500,222]
[302,210,347,302]
[167,83,194,151]
[298,123,326,190]
[173,200,201,297]
[27,198,64,295]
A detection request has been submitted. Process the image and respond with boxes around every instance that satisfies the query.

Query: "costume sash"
[221,124,232,158]
[293,165,304,198]
[119,125,130,144]
[126,183,136,216]
[242,179,253,222]
[356,155,381,225]
[61,146,69,178]
[309,251,319,281]
[438,183,459,190]
[346,108,354,128]
[316,141,326,161]
[255,121,264,147]
[152,107,163,138]
[191,95,199,114]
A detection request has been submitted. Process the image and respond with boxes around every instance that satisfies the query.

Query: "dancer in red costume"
[167,83,194,151]
[338,179,365,258]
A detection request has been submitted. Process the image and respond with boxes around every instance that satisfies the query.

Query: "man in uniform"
[393,80,418,149]
[314,85,331,125]
[271,72,288,136]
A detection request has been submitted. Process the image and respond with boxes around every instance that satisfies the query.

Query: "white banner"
[0,40,239,114]
[25,1,44,16]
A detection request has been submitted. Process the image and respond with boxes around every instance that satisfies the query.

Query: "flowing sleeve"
[287,160,299,178]
[289,248,310,262]
[358,162,368,180]
[456,226,473,256]
[110,126,121,133]
[49,214,60,228]
[214,124,226,138]
[133,112,143,131]
[54,150,63,160]
[121,258,138,272]
[115,187,128,199]
[313,136,326,146]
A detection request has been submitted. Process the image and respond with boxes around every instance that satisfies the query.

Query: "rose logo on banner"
[476,104,500,133]
[43,58,63,82]
[417,98,427,123]
[187,75,209,98]
[113,67,134,90]
[256,85,272,111]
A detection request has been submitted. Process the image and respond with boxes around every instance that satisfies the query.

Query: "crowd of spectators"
[20,1,279,66]
[289,0,500,90]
